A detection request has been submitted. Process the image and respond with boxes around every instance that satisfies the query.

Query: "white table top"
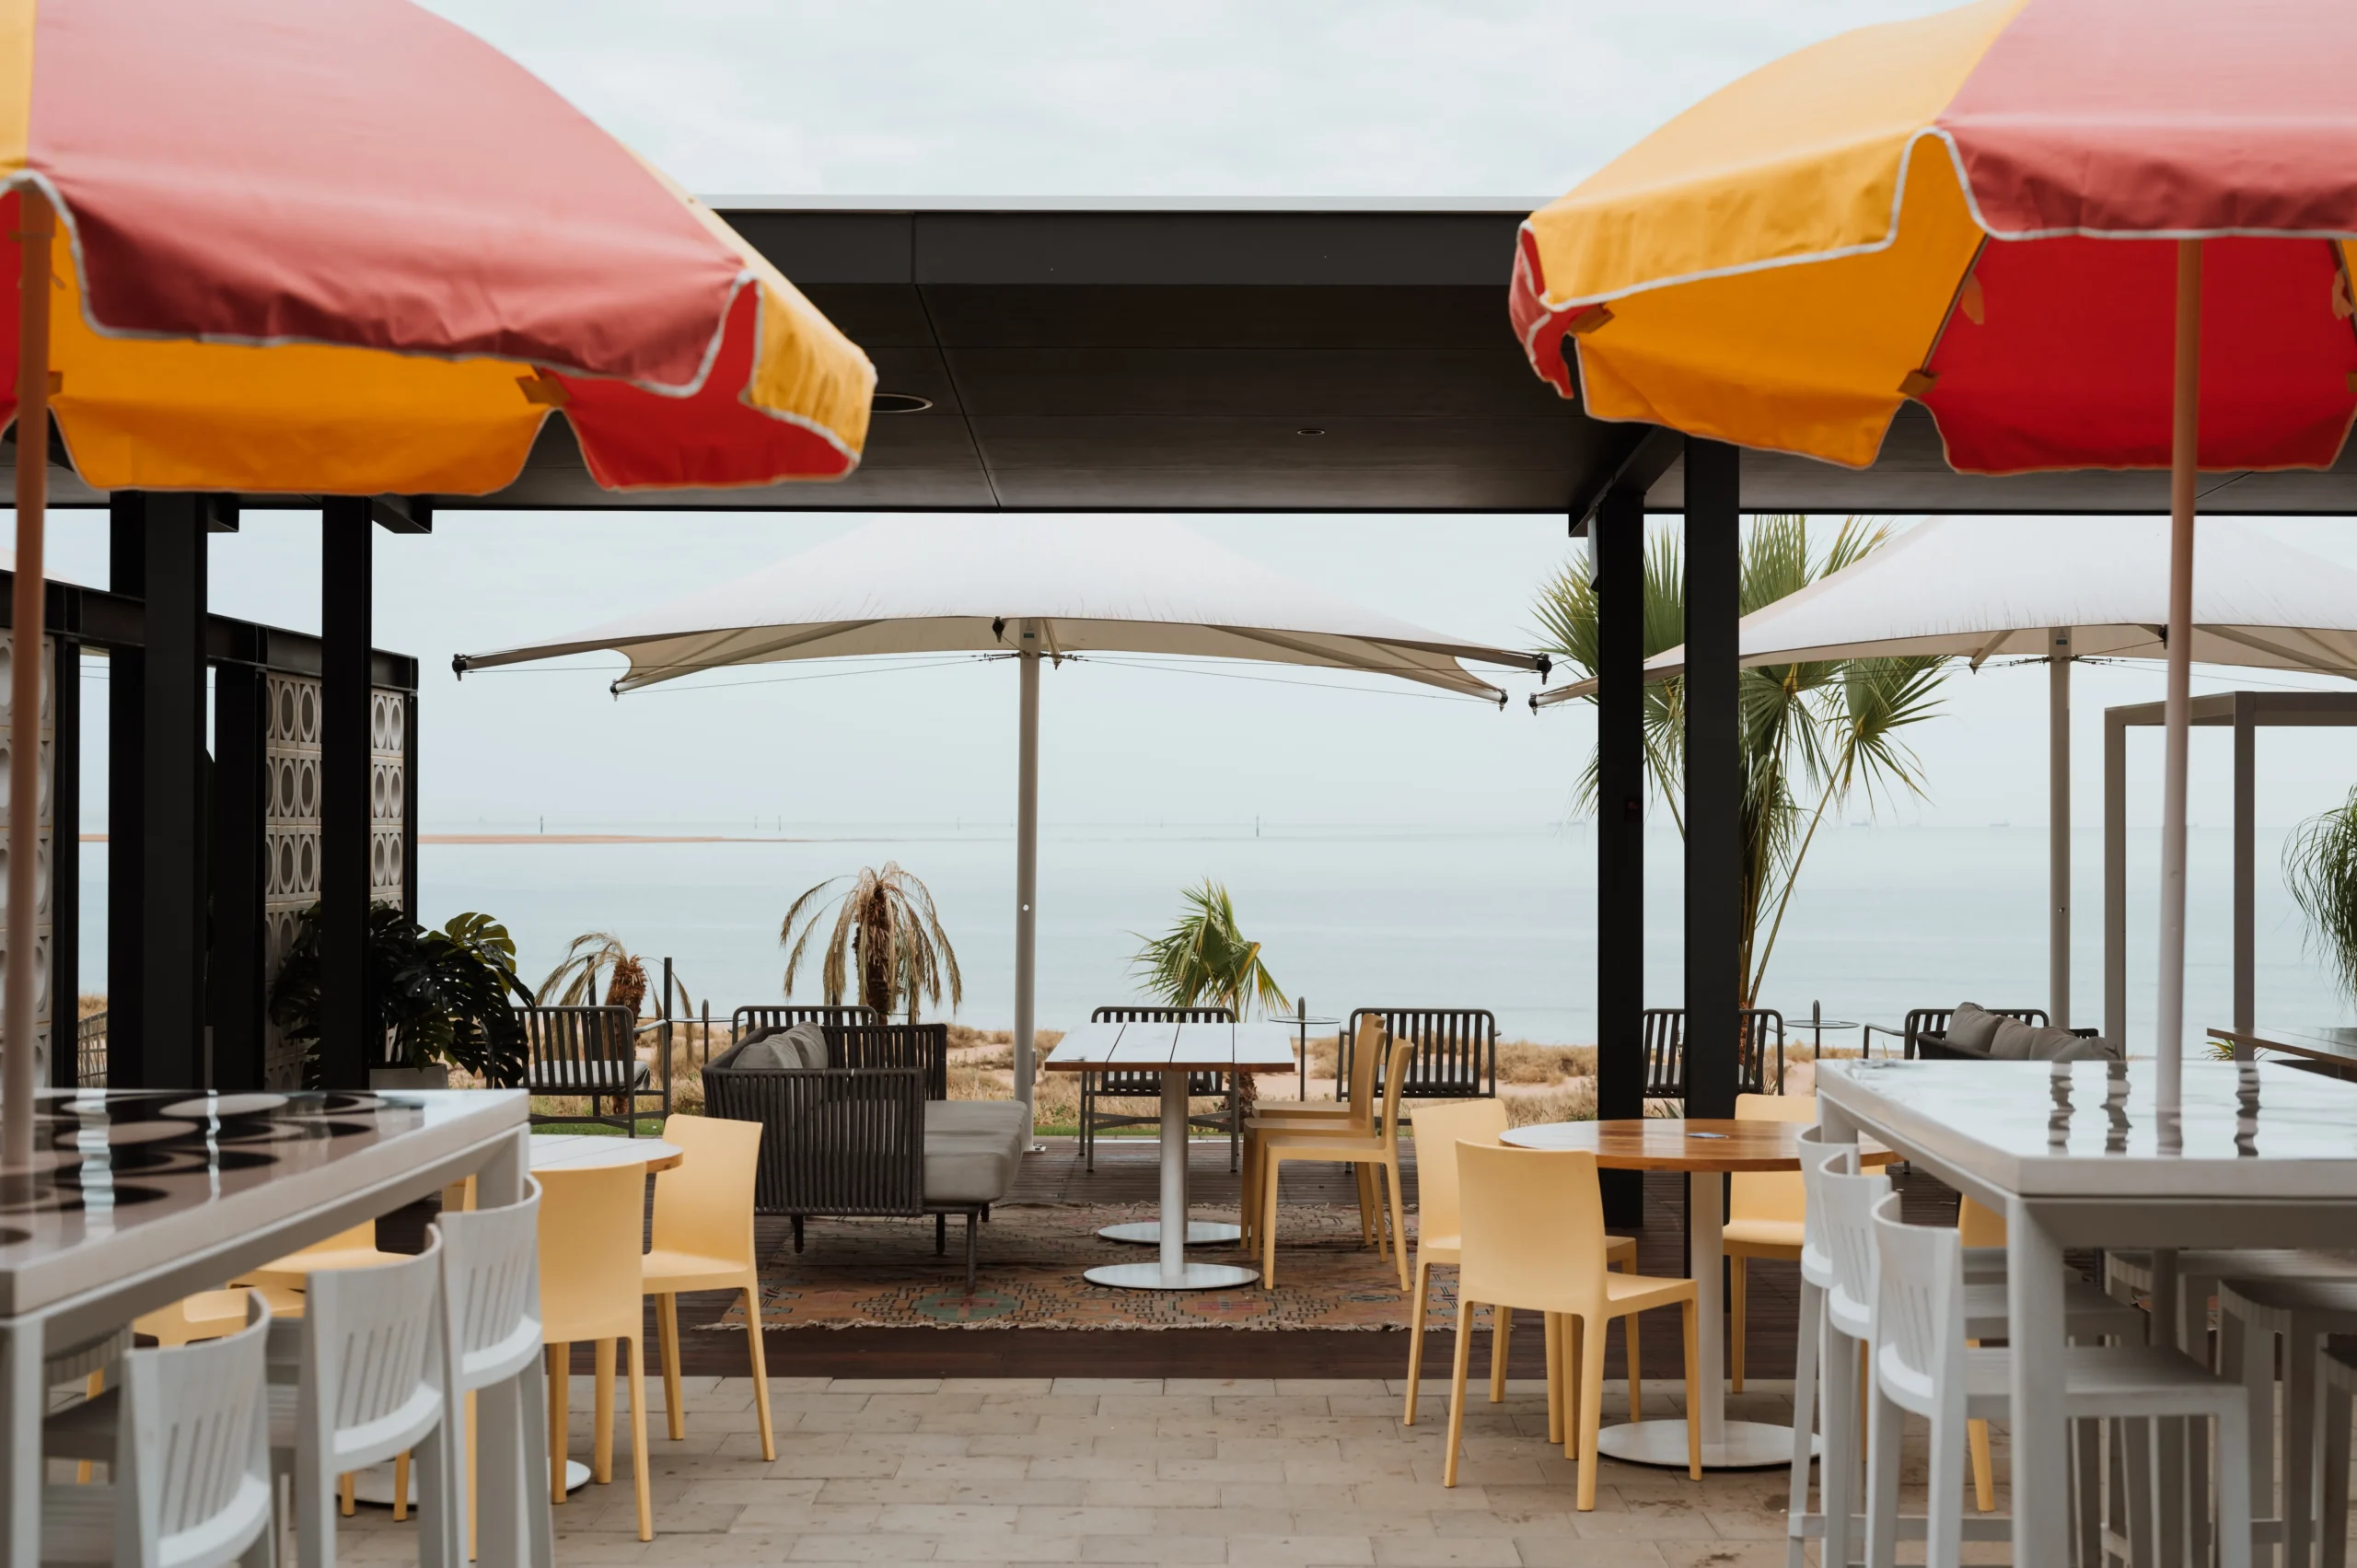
[1817,1058,2357,1199]
[1047,1019,1299,1074]
[528,1133,683,1171]
[0,1087,528,1318]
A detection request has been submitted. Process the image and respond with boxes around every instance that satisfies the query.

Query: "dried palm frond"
[780,863,963,1022]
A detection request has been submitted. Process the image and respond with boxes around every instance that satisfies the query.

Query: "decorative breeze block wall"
[0,632,56,1079]
[263,673,322,1089]
[370,690,405,909]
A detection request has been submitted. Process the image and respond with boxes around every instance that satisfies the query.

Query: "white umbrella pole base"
[1085,1260,1260,1291]
[1097,1220,1242,1246]
[350,1457,591,1505]
[1596,1419,1805,1470]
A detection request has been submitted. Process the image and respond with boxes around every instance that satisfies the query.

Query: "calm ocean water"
[76,822,2351,1049]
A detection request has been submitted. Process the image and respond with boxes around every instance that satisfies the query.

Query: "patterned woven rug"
[712,1203,1441,1330]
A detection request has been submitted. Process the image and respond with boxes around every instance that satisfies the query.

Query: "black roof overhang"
[15,199,2357,517]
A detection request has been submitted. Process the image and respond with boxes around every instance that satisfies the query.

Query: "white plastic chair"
[2216,1273,2357,1568]
[433,1179,554,1568]
[1808,1142,1887,1568]
[1863,1189,2251,1568]
[2317,1345,2357,1568]
[41,1294,276,1568]
[271,1228,454,1568]
[1782,1124,1850,1568]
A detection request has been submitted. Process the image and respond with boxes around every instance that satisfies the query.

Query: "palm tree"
[538,932,668,1014]
[1534,516,1950,1008]
[2286,786,2357,1007]
[1131,880,1288,1019]
[780,863,962,1022]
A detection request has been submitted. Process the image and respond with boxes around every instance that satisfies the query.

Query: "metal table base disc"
[1596,1419,1803,1470]
[1097,1220,1242,1246]
[1085,1260,1260,1291]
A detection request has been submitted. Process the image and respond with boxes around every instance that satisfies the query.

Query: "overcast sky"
[48,0,2357,836]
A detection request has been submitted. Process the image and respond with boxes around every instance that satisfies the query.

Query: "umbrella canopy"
[1532,518,2357,698]
[1512,0,2357,1143]
[1510,0,2357,476]
[459,516,1535,700]
[459,516,1540,1116]
[2,0,875,494]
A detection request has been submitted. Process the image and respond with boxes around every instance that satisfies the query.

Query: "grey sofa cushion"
[734,1035,796,1070]
[2035,1032,2119,1062]
[1989,1017,2039,1059]
[1945,1003,2004,1054]
[777,1020,830,1070]
[922,1099,1028,1204]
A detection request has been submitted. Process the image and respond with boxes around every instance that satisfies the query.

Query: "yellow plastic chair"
[642,1114,775,1461]
[539,1162,655,1542]
[1241,1016,1387,1251]
[1444,1141,1701,1508]
[1724,1091,1814,1392]
[1257,1037,1414,1290]
[1958,1195,2005,1515]
[1400,1099,1643,1425]
[235,1219,403,1290]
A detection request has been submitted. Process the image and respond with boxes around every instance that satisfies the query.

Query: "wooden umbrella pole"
[2155,237,2201,1126]
[3,187,49,1167]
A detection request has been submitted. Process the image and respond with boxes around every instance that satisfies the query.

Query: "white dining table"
[0,1086,539,1568]
[1048,1020,1299,1289]
[1815,1057,2357,1564]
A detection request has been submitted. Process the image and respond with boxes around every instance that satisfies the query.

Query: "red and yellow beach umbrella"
[1511,0,2357,1113]
[0,0,875,1161]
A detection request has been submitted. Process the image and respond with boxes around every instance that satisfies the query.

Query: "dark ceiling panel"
[944,347,1567,419]
[911,211,1522,287]
[916,284,1515,350]
[968,415,1581,471]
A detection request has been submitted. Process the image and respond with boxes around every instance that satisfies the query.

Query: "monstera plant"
[270,903,532,1086]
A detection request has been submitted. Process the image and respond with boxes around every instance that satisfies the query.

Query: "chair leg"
[1381,1158,1408,1290]
[592,1339,616,1485]
[395,1450,410,1522]
[1968,1416,1996,1513]
[791,1215,804,1253]
[1443,1296,1474,1489]
[2219,1401,2255,1568]
[1678,1300,1700,1482]
[656,1294,685,1441]
[547,1345,569,1505]
[1260,1152,1283,1288]
[1354,1164,1376,1249]
[1579,1311,1611,1508]
[1924,1394,1967,1568]
[1405,1257,1433,1425]
[465,1388,479,1563]
[1562,1314,1579,1458]
[1730,1254,1747,1393]
[1490,1306,1511,1405]
[1820,1327,1858,1568]
[624,1336,653,1543]
[2286,1324,2323,1568]
[964,1212,979,1295]
[1626,1307,1643,1424]
[1228,1082,1239,1173]
[342,1469,357,1516]
[2321,1375,2351,1568]
[1544,1312,1563,1447]
[1785,1280,1822,1568]
[743,1281,777,1463]
[1864,1386,1907,1568]
[935,1213,946,1256]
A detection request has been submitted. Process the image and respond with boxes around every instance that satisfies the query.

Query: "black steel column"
[1593,484,1647,1227]
[48,627,77,1088]
[209,661,266,1091]
[1682,439,1742,1120]
[319,502,373,1090]
[105,501,145,1078]
[140,495,208,1087]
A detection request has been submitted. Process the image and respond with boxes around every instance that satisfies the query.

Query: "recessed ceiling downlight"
[872,392,934,413]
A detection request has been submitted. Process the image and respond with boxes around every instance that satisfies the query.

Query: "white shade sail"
[460,515,1539,698]
[1533,516,2357,705]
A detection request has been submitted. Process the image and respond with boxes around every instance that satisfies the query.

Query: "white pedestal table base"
[1597,1418,1809,1470]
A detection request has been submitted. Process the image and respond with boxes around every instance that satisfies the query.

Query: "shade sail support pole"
[1014,624,1041,1123]
[2049,629,2071,1028]
[4,190,50,1167]
[2156,238,2201,1125]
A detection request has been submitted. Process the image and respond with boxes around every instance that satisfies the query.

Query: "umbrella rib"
[1965,628,2015,672]
[614,620,885,690]
[2198,624,2357,679]
[1207,624,1503,700]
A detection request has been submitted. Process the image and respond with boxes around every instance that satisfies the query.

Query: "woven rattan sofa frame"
[1339,1007,1498,1103]
[702,1022,998,1290]
[1079,1005,1237,1172]
[1638,1007,1785,1100]
[524,1004,665,1134]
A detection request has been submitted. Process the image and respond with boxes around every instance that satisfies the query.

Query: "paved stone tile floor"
[335,1375,2018,1565]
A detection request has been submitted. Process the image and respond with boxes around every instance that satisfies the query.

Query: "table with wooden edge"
[1047,1020,1300,1289]
[2208,1022,2357,1079]
[1500,1116,1895,1470]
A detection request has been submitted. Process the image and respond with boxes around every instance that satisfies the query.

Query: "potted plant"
[269,903,533,1089]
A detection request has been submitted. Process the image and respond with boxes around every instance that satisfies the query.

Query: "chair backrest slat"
[302,1231,447,1467]
[1869,1188,1965,1412]
[435,1179,544,1393]
[123,1293,275,1561]
[1815,1158,1892,1340]
[734,1004,880,1040]
[824,1024,949,1099]
[1794,1124,1851,1288]
[1638,1007,1785,1097]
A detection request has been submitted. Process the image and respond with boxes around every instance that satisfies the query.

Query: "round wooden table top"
[1498,1118,1896,1173]
[527,1133,684,1174]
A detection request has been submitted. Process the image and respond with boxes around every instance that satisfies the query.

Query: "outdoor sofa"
[702,1019,1027,1291]
[1910,1001,2120,1062]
